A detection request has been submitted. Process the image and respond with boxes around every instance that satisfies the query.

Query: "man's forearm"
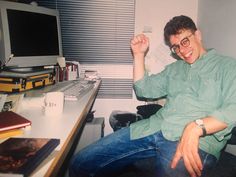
[133,53,145,82]
[199,116,228,136]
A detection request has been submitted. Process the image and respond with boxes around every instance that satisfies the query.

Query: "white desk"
[15,79,101,177]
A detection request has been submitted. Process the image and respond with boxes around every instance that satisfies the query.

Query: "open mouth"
[183,51,193,59]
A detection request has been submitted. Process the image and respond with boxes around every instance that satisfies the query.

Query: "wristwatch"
[195,119,207,137]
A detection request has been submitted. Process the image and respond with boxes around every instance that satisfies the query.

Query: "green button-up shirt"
[132,49,236,159]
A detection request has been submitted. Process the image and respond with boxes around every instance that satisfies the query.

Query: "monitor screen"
[0,1,63,71]
[8,9,59,57]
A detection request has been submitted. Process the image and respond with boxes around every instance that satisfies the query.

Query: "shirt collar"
[188,49,216,68]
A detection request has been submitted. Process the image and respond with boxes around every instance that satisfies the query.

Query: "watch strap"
[199,124,207,137]
[195,119,207,137]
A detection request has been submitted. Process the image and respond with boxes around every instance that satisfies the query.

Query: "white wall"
[198,0,236,59]
[92,0,198,135]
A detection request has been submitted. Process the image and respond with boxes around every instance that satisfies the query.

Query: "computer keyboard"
[57,80,95,101]
[24,79,96,101]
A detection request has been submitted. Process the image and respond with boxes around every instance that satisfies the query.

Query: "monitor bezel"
[0,1,63,70]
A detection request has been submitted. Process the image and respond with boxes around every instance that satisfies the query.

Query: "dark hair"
[164,15,197,47]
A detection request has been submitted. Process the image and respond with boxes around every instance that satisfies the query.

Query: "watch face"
[196,119,203,125]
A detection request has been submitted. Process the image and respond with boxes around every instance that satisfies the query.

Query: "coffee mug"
[44,92,64,116]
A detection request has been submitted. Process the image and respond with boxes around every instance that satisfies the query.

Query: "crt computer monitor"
[0,1,63,72]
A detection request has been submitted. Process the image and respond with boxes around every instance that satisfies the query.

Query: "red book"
[0,111,31,132]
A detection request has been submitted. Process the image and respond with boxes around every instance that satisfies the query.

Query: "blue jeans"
[69,127,217,177]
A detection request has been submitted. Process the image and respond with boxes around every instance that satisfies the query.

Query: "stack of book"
[0,111,60,176]
[56,61,80,82]
[84,70,99,80]
[0,111,31,139]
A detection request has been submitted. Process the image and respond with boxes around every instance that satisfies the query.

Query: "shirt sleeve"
[133,67,169,100]
[210,61,236,141]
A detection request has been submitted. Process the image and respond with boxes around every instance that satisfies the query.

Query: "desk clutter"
[0,98,61,176]
[55,61,80,82]
[0,106,60,176]
[0,79,98,122]
[0,73,100,176]
[0,75,100,176]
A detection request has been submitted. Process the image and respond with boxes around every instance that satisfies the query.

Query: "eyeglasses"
[170,34,193,54]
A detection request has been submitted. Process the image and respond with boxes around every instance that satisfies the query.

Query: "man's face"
[169,29,205,64]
